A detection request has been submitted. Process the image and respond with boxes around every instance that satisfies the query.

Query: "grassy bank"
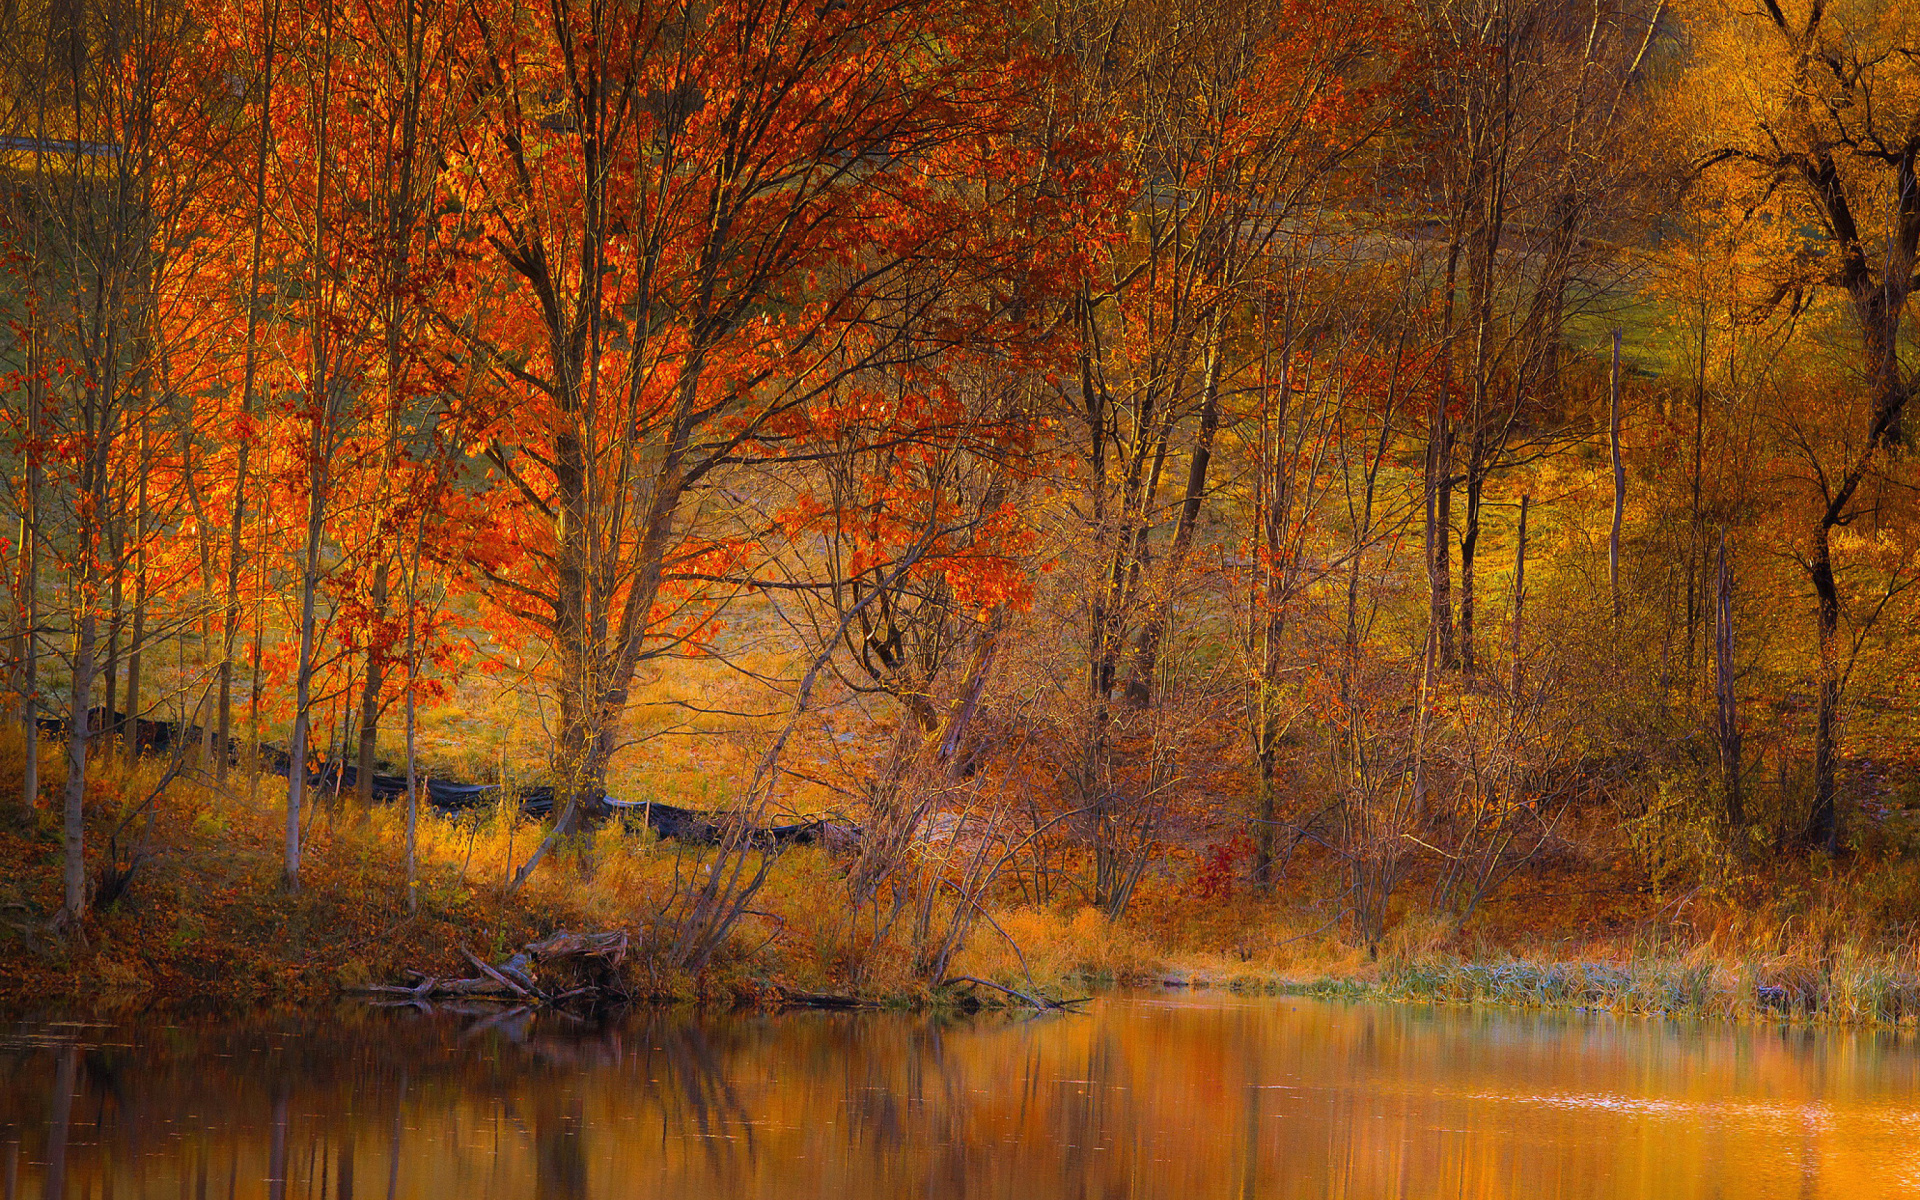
[6,728,1920,1027]
[1076,952,1920,1029]
[947,854,1920,1029]
[1072,955,1920,1028]
[0,730,1083,1011]
[0,734,783,1009]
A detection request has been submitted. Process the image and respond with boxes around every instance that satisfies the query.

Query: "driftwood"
[352,930,634,1010]
[527,930,629,964]
[777,987,879,1010]
[352,974,522,1000]
[940,975,1087,1012]
[460,946,543,1002]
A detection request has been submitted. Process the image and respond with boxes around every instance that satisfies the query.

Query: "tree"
[448,0,1091,867]
[1408,0,1667,676]
[0,0,229,923]
[1687,0,1920,850]
[1045,0,1386,913]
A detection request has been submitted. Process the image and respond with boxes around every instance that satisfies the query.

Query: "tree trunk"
[249,533,267,799]
[1427,381,1455,668]
[1687,345,1704,682]
[11,508,32,813]
[1459,436,1485,679]
[1124,339,1224,709]
[220,3,275,786]
[1714,530,1743,835]
[404,543,421,912]
[17,348,39,812]
[124,419,148,769]
[101,534,121,758]
[1251,534,1287,890]
[1428,229,1463,671]
[1510,495,1528,699]
[124,587,143,768]
[1808,525,1841,854]
[59,605,95,925]
[287,8,337,889]
[287,527,320,889]
[1609,329,1624,626]
[356,560,389,804]
[551,434,602,838]
[1857,289,1911,451]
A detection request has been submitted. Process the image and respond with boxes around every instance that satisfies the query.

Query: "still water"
[2,991,1917,1199]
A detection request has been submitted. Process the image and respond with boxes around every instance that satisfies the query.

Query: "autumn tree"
[1686,0,1920,850]
[1043,0,1387,914]
[0,0,230,923]
[1407,0,1667,675]
[447,0,1091,874]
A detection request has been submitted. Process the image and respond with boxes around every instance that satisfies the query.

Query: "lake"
[2,991,1916,1198]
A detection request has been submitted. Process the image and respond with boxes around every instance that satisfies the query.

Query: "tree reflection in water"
[1,995,1918,1199]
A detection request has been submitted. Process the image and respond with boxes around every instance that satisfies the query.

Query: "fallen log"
[777,987,878,1010]
[940,975,1087,1012]
[348,977,517,1000]
[460,946,545,1003]
[527,929,629,965]
[355,930,636,1010]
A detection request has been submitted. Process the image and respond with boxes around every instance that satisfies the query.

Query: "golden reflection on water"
[2,992,1918,1199]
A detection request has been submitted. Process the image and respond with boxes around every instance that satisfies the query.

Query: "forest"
[0,0,1917,1015]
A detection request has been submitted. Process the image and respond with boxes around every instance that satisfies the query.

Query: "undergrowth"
[7,726,1920,1028]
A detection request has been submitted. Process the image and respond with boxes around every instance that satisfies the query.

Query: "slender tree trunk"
[1687,339,1705,683]
[249,517,267,799]
[1458,182,1505,683]
[404,539,422,912]
[1809,526,1841,854]
[357,0,424,809]
[1249,300,1289,891]
[1459,434,1485,679]
[1714,530,1743,835]
[1609,329,1624,627]
[287,6,338,889]
[59,603,95,924]
[286,545,318,889]
[220,6,275,785]
[181,444,221,766]
[124,594,143,765]
[355,560,389,803]
[1124,338,1223,708]
[11,507,32,811]
[124,419,148,768]
[1510,495,1528,699]
[102,530,121,757]
[18,342,40,812]
[1428,241,1460,669]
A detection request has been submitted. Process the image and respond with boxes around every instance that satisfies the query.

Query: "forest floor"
[3,726,1919,1027]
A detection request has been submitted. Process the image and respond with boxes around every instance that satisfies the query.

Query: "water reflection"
[1,993,1917,1199]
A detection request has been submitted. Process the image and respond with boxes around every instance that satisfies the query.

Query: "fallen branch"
[777,987,878,1009]
[940,975,1084,1012]
[353,930,638,1010]
[460,946,544,1002]
[349,976,514,999]
[527,930,629,965]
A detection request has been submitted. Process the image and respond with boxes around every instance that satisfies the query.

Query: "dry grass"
[0,723,882,1009]
[9,701,1920,1028]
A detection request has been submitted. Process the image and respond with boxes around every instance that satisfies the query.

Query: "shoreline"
[7,953,1914,1032]
[1131,957,1920,1031]
[3,747,1915,1032]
